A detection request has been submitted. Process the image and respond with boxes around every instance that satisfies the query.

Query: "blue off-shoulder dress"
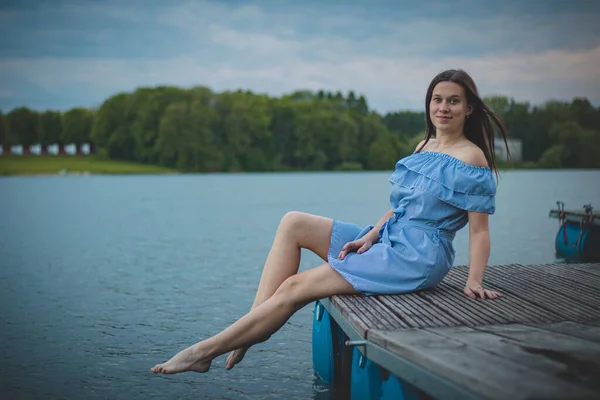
[327,151,496,296]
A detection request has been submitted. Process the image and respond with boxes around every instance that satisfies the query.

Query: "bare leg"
[226,212,333,370]
[150,263,356,374]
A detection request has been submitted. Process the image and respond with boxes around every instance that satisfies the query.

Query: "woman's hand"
[463,279,502,299]
[338,237,374,260]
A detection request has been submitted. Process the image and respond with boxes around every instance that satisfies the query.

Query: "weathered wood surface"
[327,263,600,399]
[330,263,600,331]
[368,322,600,399]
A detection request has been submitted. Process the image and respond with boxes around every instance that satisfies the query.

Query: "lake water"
[1,170,599,399]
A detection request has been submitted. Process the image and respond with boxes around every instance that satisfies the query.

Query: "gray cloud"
[0,0,599,112]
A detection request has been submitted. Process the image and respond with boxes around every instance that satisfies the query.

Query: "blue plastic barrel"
[555,223,588,260]
[582,227,600,262]
[350,346,382,400]
[312,301,335,383]
[380,373,421,400]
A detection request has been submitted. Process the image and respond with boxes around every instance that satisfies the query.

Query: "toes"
[151,364,166,374]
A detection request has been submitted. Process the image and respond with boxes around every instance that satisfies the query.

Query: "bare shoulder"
[455,145,488,167]
[415,138,435,152]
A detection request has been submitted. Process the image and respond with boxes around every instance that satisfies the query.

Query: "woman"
[150,69,509,375]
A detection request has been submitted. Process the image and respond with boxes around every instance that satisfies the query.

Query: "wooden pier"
[319,263,600,400]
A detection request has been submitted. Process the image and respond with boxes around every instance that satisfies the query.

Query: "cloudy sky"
[1,0,599,114]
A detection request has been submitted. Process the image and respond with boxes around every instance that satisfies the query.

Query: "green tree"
[62,107,95,144]
[156,100,220,172]
[347,91,357,109]
[91,93,135,160]
[215,91,273,171]
[270,98,296,168]
[353,112,383,168]
[129,86,192,164]
[39,111,63,145]
[367,133,409,170]
[569,98,600,130]
[356,95,369,114]
[548,121,600,168]
[81,84,600,171]
[484,96,510,116]
[538,145,563,168]
[0,111,6,145]
[382,111,425,137]
[5,107,40,146]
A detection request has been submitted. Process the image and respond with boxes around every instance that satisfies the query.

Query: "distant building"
[495,138,522,162]
[64,144,77,155]
[30,144,42,155]
[0,143,96,157]
[10,145,23,156]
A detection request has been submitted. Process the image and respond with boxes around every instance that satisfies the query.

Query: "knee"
[279,211,308,233]
[273,275,304,309]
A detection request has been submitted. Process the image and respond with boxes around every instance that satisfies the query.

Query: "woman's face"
[429,81,471,133]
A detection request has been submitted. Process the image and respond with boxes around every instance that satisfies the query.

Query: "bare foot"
[225,347,248,370]
[150,343,212,374]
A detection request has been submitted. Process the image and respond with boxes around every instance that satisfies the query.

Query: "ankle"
[194,340,219,360]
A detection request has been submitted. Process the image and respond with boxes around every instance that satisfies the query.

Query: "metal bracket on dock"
[345,340,368,347]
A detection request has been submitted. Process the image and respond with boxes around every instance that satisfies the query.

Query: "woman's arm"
[337,208,394,260]
[464,211,501,299]
[363,208,394,244]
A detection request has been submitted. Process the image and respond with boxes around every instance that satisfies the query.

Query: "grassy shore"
[0,155,175,176]
[0,155,545,177]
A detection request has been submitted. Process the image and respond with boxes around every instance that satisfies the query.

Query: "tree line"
[1,86,599,170]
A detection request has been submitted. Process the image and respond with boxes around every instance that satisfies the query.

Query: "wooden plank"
[368,328,597,400]
[476,324,600,392]
[376,294,462,328]
[478,323,600,358]
[331,295,409,336]
[480,267,600,321]
[417,286,490,327]
[446,265,470,280]
[376,296,428,328]
[419,276,555,327]
[561,263,600,278]
[425,325,600,392]
[350,295,408,330]
[442,273,558,324]
[519,263,600,289]
[501,264,600,303]
[330,296,370,337]
[383,293,464,328]
[512,263,600,292]
[535,320,600,344]
[428,284,508,325]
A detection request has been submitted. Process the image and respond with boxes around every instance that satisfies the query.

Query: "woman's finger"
[357,243,370,254]
[464,287,475,298]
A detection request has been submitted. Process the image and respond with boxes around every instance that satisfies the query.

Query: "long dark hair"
[417,69,510,178]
